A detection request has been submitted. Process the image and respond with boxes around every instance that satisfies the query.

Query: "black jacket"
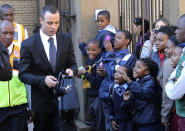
[127,75,162,125]
[85,54,104,96]
[19,32,77,113]
[0,42,12,81]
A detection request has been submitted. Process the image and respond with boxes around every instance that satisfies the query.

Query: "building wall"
[0,0,38,36]
[163,0,185,25]
[179,0,185,17]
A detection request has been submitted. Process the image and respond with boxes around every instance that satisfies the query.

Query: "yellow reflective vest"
[0,45,27,108]
[13,22,28,47]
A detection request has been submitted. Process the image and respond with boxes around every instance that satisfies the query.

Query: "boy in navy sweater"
[79,10,117,57]
[97,30,135,131]
[109,65,133,131]
[78,39,105,131]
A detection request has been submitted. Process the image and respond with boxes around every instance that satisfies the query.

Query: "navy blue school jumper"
[84,54,105,131]
[109,83,133,131]
[99,48,135,131]
[79,25,116,57]
[127,75,162,131]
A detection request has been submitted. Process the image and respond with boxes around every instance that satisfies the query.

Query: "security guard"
[0,20,27,131]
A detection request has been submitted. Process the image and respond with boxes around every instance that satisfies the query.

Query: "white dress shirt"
[40,30,57,62]
[165,48,185,100]
[7,43,14,55]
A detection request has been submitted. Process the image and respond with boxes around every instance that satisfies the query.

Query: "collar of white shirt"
[40,30,57,49]
[7,44,14,56]
[39,30,57,62]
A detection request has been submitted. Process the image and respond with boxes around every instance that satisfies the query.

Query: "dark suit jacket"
[19,32,77,113]
[0,42,12,81]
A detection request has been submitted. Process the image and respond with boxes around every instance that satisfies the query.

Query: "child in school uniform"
[78,39,105,131]
[123,58,162,131]
[79,10,117,57]
[97,30,135,131]
[109,65,133,131]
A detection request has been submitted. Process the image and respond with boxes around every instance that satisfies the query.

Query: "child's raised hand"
[77,69,86,76]
[111,121,119,130]
[150,31,157,46]
[78,37,83,44]
[123,91,131,101]
[96,67,106,77]
[122,70,131,83]
[104,40,113,52]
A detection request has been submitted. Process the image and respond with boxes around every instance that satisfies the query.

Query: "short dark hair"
[41,5,59,19]
[1,4,13,11]
[0,4,13,20]
[169,35,179,46]
[87,38,100,48]
[157,26,177,38]
[97,10,110,21]
[134,18,150,33]
[119,30,132,45]
[180,14,185,19]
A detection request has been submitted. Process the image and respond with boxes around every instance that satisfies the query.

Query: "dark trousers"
[90,97,105,131]
[135,122,162,131]
[33,111,62,131]
[85,95,96,121]
[103,102,114,131]
[170,109,179,131]
[117,120,133,131]
[0,104,27,131]
[178,117,185,131]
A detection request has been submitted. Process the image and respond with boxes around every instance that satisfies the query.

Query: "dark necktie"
[48,37,56,71]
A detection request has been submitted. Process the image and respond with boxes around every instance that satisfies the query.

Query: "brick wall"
[0,0,38,36]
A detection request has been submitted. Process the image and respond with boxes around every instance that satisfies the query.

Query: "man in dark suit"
[19,5,77,131]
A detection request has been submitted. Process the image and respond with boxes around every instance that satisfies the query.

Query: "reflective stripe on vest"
[13,23,26,47]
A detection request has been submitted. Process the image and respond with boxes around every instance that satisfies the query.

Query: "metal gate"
[119,0,163,53]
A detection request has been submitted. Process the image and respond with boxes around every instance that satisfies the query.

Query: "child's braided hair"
[138,58,159,78]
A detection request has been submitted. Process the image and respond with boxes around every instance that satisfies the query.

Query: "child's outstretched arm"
[127,80,156,101]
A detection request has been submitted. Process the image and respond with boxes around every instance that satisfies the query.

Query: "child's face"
[155,32,168,51]
[86,43,101,60]
[171,47,183,68]
[133,61,149,78]
[114,66,127,84]
[97,15,110,30]
[114,32,128,51]
[164,40,176,58]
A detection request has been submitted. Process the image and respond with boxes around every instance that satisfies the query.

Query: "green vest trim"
[176,96,185,117]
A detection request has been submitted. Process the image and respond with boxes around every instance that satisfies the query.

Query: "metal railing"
[119,0,163,53]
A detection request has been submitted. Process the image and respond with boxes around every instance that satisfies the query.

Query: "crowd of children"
[77,9,185,131]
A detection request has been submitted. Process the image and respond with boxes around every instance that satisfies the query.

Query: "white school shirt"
[40,30,57,62]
